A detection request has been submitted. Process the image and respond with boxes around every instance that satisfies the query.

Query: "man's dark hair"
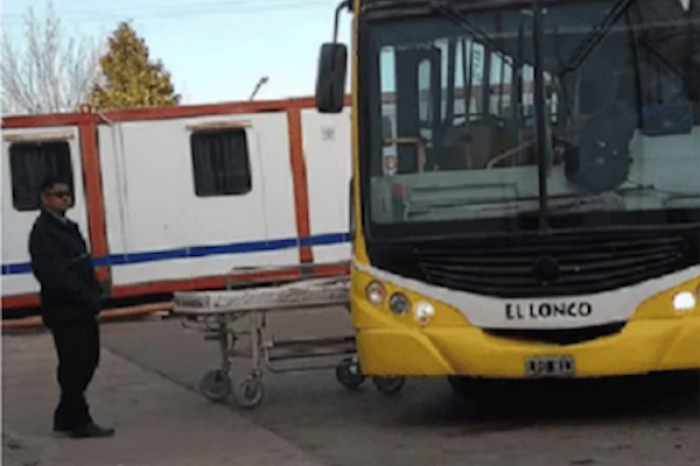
[40,174,70,193]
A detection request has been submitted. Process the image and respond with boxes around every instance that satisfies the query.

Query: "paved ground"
[4,307,700,466]
[2,326,325,466]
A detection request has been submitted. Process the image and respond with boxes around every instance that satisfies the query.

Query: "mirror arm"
[333,0,351,43]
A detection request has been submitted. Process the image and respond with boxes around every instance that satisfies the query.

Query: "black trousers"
[49,318,100,430]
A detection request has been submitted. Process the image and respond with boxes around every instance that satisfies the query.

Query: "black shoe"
[68,422,115,439]
[53,421,71,435]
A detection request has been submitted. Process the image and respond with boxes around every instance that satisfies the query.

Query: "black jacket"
[28,210,101,326]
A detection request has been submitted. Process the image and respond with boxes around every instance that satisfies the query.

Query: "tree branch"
[1,1,105,115]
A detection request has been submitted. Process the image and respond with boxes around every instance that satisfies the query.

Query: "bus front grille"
[484,323,627,346]
[409,229,695,299]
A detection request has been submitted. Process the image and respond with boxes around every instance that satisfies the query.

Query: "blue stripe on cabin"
[1,232,351,276]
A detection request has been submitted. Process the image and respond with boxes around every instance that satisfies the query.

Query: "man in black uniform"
[28,175,115,439]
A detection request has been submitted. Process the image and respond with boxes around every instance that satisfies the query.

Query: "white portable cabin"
[2,96,353,311]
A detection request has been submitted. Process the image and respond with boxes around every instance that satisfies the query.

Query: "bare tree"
[1,2,105,115]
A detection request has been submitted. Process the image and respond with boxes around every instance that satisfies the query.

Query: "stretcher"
[171,264,405,409]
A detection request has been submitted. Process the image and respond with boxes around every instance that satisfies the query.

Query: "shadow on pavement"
[385,372,700,429]
[100,318,700,436]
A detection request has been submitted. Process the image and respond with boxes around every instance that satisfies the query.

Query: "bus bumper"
[355,318,700,378]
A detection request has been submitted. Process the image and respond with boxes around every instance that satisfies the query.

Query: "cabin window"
[9,140,74,212]
[190,128,253,197]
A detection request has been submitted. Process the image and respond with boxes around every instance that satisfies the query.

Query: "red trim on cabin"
[3,263,350,311]
[1,97,324,128]
[2,113,85,129]
[286,106,314,263]
[112,262,349,299]
[1,95,354,129]
[111,276,229,299]
[2,294,41,309]
[77,107,111,285]
[102,97,318,123]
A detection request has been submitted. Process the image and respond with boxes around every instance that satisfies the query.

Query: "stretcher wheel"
[335,357,365,390]
[373,376,405,395]
[199,369,232,403]
[236,377,264,409]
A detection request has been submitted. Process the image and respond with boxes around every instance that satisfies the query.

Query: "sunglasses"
[47,190,72,199]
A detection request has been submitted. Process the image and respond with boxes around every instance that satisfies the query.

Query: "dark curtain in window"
[190,129,252,197]
[9,141,74,211]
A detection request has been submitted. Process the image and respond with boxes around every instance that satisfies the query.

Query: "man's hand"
[98,281,110,302]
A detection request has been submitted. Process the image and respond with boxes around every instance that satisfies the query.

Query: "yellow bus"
[316,0,700,395]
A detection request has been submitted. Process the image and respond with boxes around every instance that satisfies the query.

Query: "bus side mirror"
[315,43,347,114]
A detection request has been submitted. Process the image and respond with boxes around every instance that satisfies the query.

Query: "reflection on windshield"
[368,0,700,225]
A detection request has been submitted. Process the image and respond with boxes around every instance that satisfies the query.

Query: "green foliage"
[91,21,179,110]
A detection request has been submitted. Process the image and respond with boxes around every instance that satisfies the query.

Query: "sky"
[3,0,693,107]
[1,0,353,104]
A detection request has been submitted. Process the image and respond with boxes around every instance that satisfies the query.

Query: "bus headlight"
[389,292,410,315]
[414,301,435,326]
[365,281,386,305]
[672,291,696,312]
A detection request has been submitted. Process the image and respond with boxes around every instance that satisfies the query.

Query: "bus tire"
[373,376,405,395]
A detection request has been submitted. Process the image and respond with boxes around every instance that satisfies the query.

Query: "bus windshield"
[362,0,700,233]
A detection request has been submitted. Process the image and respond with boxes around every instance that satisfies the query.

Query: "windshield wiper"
[616,182,700,204]
[430,0,551,231]
[404,196,611,222]
[404,186,700,226]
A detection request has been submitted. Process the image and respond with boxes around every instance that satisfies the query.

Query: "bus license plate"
[525,356,575,378]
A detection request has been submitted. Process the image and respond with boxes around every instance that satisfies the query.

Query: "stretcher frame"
[171,263,405,408]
